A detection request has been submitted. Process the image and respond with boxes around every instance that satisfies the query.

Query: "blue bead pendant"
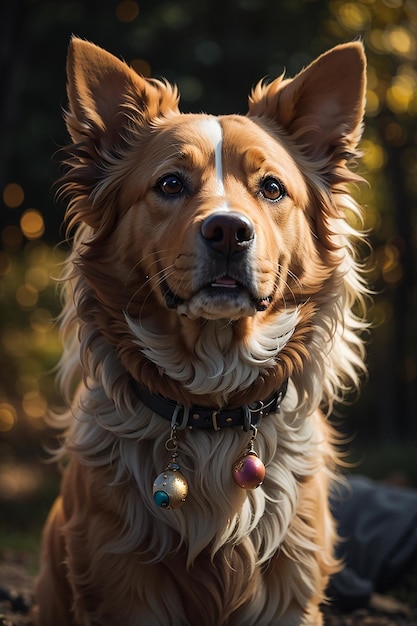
[153,462,188,510]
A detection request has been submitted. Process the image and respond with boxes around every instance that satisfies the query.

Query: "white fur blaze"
[199,117,225,198]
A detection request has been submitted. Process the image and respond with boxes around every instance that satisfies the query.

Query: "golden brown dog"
[32,38,367,625]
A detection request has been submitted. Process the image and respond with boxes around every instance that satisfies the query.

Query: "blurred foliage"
[0,0,416,463]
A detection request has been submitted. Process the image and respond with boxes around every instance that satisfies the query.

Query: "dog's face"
[63,39,366,405]
[113,112,313,322]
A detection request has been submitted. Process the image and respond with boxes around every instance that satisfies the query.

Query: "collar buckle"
[135,379,288,431]
[211,411,220,431]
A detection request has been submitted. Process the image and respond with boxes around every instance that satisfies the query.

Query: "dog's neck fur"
[125,309,298,406]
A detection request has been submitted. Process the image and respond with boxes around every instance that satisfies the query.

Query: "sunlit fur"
[33,39,368,626]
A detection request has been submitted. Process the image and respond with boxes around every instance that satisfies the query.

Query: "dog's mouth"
[162,275,272,317]
[208,276,272,311]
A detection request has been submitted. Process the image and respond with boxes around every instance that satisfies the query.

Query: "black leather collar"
[135,380,288,431]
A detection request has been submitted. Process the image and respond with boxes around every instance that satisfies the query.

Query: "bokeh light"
[0,251,12,276]
[16,283,39,310]
[369,298,394,327]
[3,183,24,209]
[16,374,39,397]
[0,237,65,444]
[29,308,54,334]
[386,70,416,114]
[131,58,152,77]
[22,390,48,424]
[0,403,17,433]
[336,2,371,31]
[384,25,416,58]
[380,242,404,286]
[366,89,380,116]
[360,138,386,170]
[1,225,23,250]
[115,0,139,22]
[0,464,43,500]
[25,266,50,291]
[1,328,26,358]
[383,121,407,147]
[20,209,45,240]
[368,28,386,54]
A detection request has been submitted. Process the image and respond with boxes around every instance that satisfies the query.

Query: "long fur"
[32,39,368,625]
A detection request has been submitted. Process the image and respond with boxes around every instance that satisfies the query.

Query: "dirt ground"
[322,601,417,626]
[1,561,417,626]
[0,563,33,626]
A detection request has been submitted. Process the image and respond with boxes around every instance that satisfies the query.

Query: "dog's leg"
[31,496,75,625]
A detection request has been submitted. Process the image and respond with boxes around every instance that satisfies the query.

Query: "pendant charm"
[153,427,188,510]
[153,463,188,509]
[232,427,265,490]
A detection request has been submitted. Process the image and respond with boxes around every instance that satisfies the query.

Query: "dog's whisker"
[126,252,177,284]
[126,266,176,318]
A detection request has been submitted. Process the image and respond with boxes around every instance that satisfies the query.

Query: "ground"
[0,562,33,626]
[0,560,416,626]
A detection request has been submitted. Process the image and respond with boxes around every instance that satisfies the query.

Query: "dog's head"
[61,39,366,408]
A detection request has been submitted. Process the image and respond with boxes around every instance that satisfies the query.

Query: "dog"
[32,38,367,625]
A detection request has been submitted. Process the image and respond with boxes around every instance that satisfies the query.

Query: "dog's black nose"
[201,212,254,255]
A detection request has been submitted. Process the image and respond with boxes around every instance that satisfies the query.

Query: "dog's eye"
[260,177,286,202]
[156,174,184,196]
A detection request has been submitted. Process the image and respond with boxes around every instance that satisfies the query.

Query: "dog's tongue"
[212,277,237,288]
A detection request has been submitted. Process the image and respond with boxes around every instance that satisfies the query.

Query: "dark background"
[0,0,416,544]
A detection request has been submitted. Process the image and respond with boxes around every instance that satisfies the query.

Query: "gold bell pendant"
[153,427,188,510]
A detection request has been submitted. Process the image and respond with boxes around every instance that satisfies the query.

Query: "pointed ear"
[248,43,366,162]
[66,37,179,145]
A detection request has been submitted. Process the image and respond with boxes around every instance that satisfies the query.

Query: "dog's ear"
[248,43,366,162]
[65,37,179,146]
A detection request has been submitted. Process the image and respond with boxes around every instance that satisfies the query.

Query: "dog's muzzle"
[161,211,273,315]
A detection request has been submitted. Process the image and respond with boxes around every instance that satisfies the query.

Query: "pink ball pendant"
[232,452,266,489]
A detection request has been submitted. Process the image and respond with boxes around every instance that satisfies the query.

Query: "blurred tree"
[322,0,417,440]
